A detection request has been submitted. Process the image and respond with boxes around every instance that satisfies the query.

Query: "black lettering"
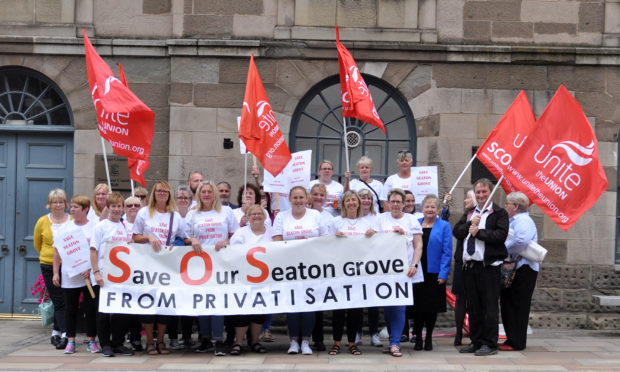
[376,283,391,299]
[285,266,297,281]
[343,285,352,301]
[366,261,378,275]
[193,294,203,309]
[343,262,355,276]
[216,271,229,284]
[271,290,280,306]
[395,281,409,298]
[206,294,216,309]
[308,265,320,279]
[133,270,144,284]
[378,260,390,273]
[298,262,308,280]
[122,292,131,308]
[106,292,116,306]
[323,286,337,303]
[290,289,295,305]
[362,283,367,300]
[230,270,239,284]
[158,293,175,308]
[323,263,335,278]
[234,292,247,307]
[252,292,266,307]
[159,272,170,285]
[272,267,283,281]
[393,259,404,273]
[305,288,315,304]
[138,293,154,308]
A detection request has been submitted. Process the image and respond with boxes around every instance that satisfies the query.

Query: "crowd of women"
[33,150,539,358]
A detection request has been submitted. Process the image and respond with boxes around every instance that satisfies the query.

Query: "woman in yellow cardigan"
[34,188,71,350]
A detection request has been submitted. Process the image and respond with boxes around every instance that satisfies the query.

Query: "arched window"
[289,74,415,180]
[0,66,73,128]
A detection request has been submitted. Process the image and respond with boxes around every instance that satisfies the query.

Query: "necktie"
[466,235,475,255]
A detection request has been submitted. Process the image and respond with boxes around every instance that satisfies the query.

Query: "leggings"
[63,286,97,338]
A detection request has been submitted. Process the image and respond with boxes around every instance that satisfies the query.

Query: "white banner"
[263,150,312,193]
[100,233,414,315]
[411,166,439,203]
[54,225,92,278]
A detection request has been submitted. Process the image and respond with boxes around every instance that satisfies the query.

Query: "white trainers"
[288,340,300,354]
[355,331,363,345]
[300,340,312,355]
[371,333,383,347]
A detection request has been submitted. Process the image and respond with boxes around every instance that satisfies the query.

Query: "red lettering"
[180,251,212,285]
[246,246,268,283]
[107,246,131,283]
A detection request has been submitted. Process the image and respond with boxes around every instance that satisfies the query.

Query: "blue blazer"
[418,217,453,280]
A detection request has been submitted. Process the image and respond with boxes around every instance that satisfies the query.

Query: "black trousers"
[312,311,324,343]
[63,286,97,338]
[463,261,501,348]
[500,265,538,350]
[40,264,65,333]
[168,316,196,340]
[93,286,129,347]
[332,308,362,343]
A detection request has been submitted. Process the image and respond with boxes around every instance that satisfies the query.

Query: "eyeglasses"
[398,150,411,156]
[176,196,191,200]
[248,213,264,217]
[126,204,141,208]
[155,190,170,194]
[137,195,147,199]
[319,167,333,171]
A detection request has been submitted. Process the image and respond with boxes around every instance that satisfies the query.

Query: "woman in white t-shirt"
[307,160,343,217]
[52,195,98,354]
[132,181,183,355]
[329,191,376,356]
[232,183,270,229]
[183,180,238,356]
[380,150,414,212]
[376,188,423,357]
[310,183,335,235]
[272,186,330,355]
[87,183,109,222]
[344,156,384,213]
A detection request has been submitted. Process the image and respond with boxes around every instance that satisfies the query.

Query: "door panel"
[0,134,16,314]
[13,134,73,314]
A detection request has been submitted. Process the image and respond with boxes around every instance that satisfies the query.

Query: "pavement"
[1,319,620,371]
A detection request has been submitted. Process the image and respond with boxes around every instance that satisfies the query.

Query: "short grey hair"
[506,191,529,212]
[422,194,440,209]
[356,156,373,168]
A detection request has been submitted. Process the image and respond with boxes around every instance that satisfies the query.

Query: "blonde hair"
[147,181,177,217]
[318,160,334,171]
[92,183,109,216]
[356,156,373,168]
[125,196,141,206]
[245,204,265,218]
[357,189,376,215]
[46,188,68,210]
[196,180,222,212]
[310,183,327,195]
[340,190,362,218]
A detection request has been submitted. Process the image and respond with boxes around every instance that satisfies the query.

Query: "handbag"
[507,229,547,262]
[500,257,520,289]
[38,288,54,327]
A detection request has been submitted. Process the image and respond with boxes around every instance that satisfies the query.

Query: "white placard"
[411,166,439,202]
[54,225,92,278]
[262,150,312,193]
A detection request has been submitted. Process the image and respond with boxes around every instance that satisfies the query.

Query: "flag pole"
[243,152,248,208]
[100,138,112,191]
[131,180,135,197]
[342,117,350,173]
[465,175,504,241]
[444,154,476,204]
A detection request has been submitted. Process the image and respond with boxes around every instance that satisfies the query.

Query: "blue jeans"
[262,314,273,331]
[287,312,315,339]
[384,306,406,346]
[198,315,224,340]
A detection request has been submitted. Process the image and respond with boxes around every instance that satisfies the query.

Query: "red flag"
[336,26,385,133]
[239,54,292,177]
[475,91,537,195]
[118,62,129,87]
[504,85,608,231]
[83,30,153,186]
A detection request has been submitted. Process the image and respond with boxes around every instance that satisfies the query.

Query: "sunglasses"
[137,195,147,199]
[126,204,141,208]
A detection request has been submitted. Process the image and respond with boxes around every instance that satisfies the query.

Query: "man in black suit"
[453,178,508,356]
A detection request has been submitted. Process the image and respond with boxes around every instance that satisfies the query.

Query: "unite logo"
[255,100,279,137]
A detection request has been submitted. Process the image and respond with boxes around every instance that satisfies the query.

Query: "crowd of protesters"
[34,151,538,357]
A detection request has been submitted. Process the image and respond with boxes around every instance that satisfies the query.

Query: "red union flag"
[83,30,154,186]
[503,85,608,231]
[239,54,292,177]
[336,27,385,133]
[475,91,537,195]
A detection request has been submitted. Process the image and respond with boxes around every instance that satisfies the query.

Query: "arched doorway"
[289,74,416,181]
[0,66,74,315]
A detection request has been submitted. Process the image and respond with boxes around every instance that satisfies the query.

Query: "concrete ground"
[1,319,620,371]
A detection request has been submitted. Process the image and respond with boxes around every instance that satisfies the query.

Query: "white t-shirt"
[333,216,377,236]
[90,219,129,283]
[270,192,291,212]
[349,178,383,213]
[86,208,99,223]
[272,208,329,240]
[361,213,379,227]
[183,207,239,246]
[232,207,272,230]
[308,179,344,217]
[230,225,273,245]
[319,209,336,235]
[132,208,184,246]
[124,219,135,241]
[376,212,422,267]
[380,174,414,201]
[55,220,97,289]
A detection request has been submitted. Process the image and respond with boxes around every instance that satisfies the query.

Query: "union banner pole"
[464,175,504,242]
[444,154,476,204]
[100,137,112,191]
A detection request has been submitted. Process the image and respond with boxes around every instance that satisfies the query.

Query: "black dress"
[413,227,447,313]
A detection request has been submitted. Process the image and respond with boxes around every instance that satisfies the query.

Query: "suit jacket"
[418,217,453,280]
[453,203,509,265]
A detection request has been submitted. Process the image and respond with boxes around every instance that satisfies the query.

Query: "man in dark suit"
[453,178,508,356]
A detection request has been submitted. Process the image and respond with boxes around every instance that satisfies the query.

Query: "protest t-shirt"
[54,220,97,289]
[350,178,383,213]
[308,179,344,217]
[272,208,328,241]
[333,216,377,236]
[183,207,239,246]
[376,212,422,266]
[132,208,183,246]
[232,207,272,230]
[230,225,272,245]
[90,219,129,283]
[380,174,414,201]
[319,210,335,236]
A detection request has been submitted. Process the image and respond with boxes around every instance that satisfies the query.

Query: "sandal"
[348,345,362,355]
[230,344,242,355]
[157,342,170,355]
[390,345,402,357]
[250,343,267,353]
[328,344,341,355]
[146,343,158,355]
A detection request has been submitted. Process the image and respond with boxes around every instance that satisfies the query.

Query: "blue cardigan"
[418,217,453,281]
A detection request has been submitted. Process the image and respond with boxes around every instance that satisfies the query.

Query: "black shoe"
[459,343,478,353]
[475,345,498,356]
[424,338,433,351]
[312,341,326,351]
[55,337,68,350]
[214,341,226,356]
[113,345,135,356]
[131,340,143,352]
[51,335,60,346]
[195,339,213,353]
[453,336,462,346]
[413,338,423,351]
[400,334,409,342]
[102,345,115,357]
[409,334,417,343]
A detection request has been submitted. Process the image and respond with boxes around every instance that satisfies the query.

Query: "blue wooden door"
[0,133,73,315]
[0,134,16,314]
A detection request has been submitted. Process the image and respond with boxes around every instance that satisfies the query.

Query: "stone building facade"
[0,0,619,326]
